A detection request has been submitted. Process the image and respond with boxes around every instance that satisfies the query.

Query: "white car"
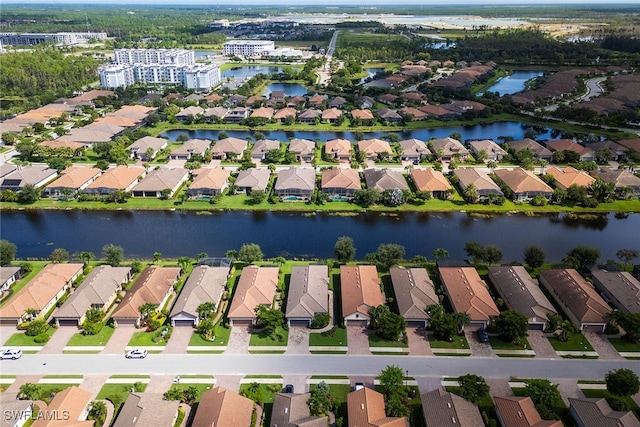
[125,349,147,359]
[0,349,22,360]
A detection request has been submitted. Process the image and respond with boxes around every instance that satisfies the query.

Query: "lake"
[484,71,545,96]
[263,82,311,97]
[222,66,286,79]
[1,210,636,263]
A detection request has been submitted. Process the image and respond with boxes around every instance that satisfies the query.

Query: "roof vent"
[518,411,523,418]
[452,417,457,423]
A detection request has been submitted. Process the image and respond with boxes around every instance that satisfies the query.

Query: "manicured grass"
[4,327,57,346]
[96,382,147,413]
[249,326,289,346]
[128,327,173,347]
[164,383,214,403]
[0,262,48,307]
[548,333,594,352]
[581,389,640,418]
[488,335,531,350]
[66,325,115,346]
[368,333,408,348]
[36,384,76,404]
[189,322,231,346]
[512,386,571,425]
[309,327,347,347]
[428,335,470,349]
[608,337,640,352]
[245,375,282,379]
[317,383,351,419]
[239,383,281,423]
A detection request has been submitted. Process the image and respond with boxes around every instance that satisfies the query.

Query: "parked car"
[284,384,294,393]
[353,382,364,391]
[477,329,489,343]
[0,348,22,360]
[125,349,147,359]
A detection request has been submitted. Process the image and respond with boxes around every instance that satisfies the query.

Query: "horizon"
[3,0,640,5]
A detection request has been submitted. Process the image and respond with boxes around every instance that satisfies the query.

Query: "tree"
[255,305,284,335]
[457,374,489,404]
[49,248,69,263]
[334,236,356,263]
[238,243,263,264]
[17,184,41,204]
[88,401,107,426]
[18,383,41,400]
[524,245,545,269]
[85,308,105,324]
[248,190,267,205]
[606,368,640,397]
[0,240,17,266]
[308,381,333,416]
[103,244,124,266]
[370,305,406,342]
[433,248,449,262]
[372,243,405,271]
[427,304,469,341]
[139,302,158,323]
[464,241,485,264]
[524,379,562,413]
[557,319,577,342]
[196,302,217,320]
[196,318,215,340]
[563,245,600,271]
[377,365,409,417]
[493,310,528,343]
[153,251,162,264]
[616,249,639,269]
[484,244,503,265]
[77,251,95,267]
[611,312,640,343]
[462,184,479,204]
[177,256,191,272]
[353,188,381,207]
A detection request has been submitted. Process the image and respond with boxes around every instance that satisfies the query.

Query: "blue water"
[263,82,311,98]
[222,66,286,79]
[484,71,544,96]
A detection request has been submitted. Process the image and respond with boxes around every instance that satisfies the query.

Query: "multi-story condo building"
[222,40,275,56]
[0,32,107,46]
[114,48,195,66]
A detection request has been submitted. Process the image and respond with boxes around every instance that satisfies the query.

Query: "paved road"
[2,354,639,380]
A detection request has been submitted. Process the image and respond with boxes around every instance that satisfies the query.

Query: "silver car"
[125,349,147,359]
[0,349,22,360]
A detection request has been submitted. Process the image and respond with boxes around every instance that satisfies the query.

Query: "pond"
[263,82,312,98]
[222,66,286,79]
[483,71,545,96]
[359,68,385,85]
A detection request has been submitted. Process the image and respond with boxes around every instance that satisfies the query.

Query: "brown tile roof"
[273,107,297,120]
[438,267,500,322]
[506,139,553,159]
[325,139,352,158]
[399,139,430,157]
[192,386,254,427]
[275,167,316,191]
[341,265,384,319]
[72,90,115,102]
[85,165,145,192]
[285,265,329,319]
[545,139,593,156]
[235,168,271,192]
[40,140,87,151]
[351,109,375,120]
[591,169,640,191]
[171,139,211,157]
[357,139,393,157]
[271,392,327,427]
[546,166,595,189]
[376,108,403,121]
[400,107,428,120]
[321,168,361,191]
[390,267,438,321]
[494,396,562,427]
[112,266,180,320]
[363,168,409,191]
[421,388,484,427]
[228,266,279,320]
[189,167,231,192]
[132,168,188,193]
[212,137,248,157]
[113,392,179,427]
[205,106,228,119]
[322,107,343,120]
[205,93,224,103]
[569,398,640,427]
[410,168,451,193]
[32,386,93,427]
[129,136,168,153]
[429,137,469,157]
[288,139,315,156]
[618,138,640,155]
[454,168,503,195]
[469,139,507,157]
[46,166,102,191]
[418,104,455,118]
[347,388,407,427]
[93,114,139,128]
[250,107,274,119]
[308,95,326,106]
[494,168,553,195]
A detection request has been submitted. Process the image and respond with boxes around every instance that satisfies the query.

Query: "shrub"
[82,321,104,336]
[34,333,50,343]
[25,319,49,336]
[321,327,337,337]
[311,313,331,329]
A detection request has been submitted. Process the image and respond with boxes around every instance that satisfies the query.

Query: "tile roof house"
[324,138,352,162]
[588,140,629,161]
[618,138,640,156]
[400,107,429,121]
[429,137,469,161]
[223,106,249,123]
[43,166,102,197]
[399,138,430,161]
[358,139,393,162]
[347,387,408,427]
[170,265,230,327]
[205,106,228,121]
[341,265,385,327]
[376,108,403,123]
[285,265,329,327]
[545,139,595,162]
[469,139,508,162]
[113,393,180,427]
[287,96,307,108]
[176,106,205,122]
[0,263,84,325]
[131,168,189,198]
[364,168,409,192]
[494,168,553,201]
[538,269,612,332]
[54,266,132,327]
[322,107,343,123]
[378,93,399,105]
[112,266,181,327]
[58,124,124,144]
[506,139,553,161]
[307,95,326,108]
[0,165,58,192]
[273,107,297,123]
[274,167,316,201]
[409,168,452,199]
[350,109,375,123]
[390,267,438,327]
[421,388,484,427]
[250,106,274,122]
[269,90,286,104]
[84,165,146,195]
[270,392,328,427]
[546,166,595,190]
[192,386,254,427]
[297,108,322,124]
[590,268,640,314]
[0,392,33,426]
[170,138,211,160]
[128,136,168,161]
[321,167,361,199]
[227,265,279,326]
[226,94,247,106]
[454,168,504,198]
[0,266,22,293]
[251,139,281,161]
[418,104,458,120]
[235,168,271,195]
[438,267,500,328]
[187,167,231,197]
[40,140,87,154]
[330,96,347,108]
[32,386,93,427]
[211,137,248,160]
[288,138,315,162]
[591,169,640,197]
[569,397,640,427]
[494,396,562,427]
[246,95,266,107]
[488,266,557,330]
[356,95,375,109]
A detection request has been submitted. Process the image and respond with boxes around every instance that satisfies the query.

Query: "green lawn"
[66,326,115,346]
[0,262,48,307]
[317,383,351,420]
[428,335,470,349]
[96,382,147,413]
[488,335,531,350]
[309,327,347,347]
[128,327,173,347]
[164,383,214,403]
[608,337,640,353]
[368,333,408,348]
[548,333,594,352]
[248,326,289,346]
[4,327,57,346]
[188,322,231,346]
[581,389,640,418]
[239,383,281,423]
[36,384,78,404]
[511,386,571,424]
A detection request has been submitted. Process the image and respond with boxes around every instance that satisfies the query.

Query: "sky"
[3,0,639,4]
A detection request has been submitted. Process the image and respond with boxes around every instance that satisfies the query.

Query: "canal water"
[483,71,545,96]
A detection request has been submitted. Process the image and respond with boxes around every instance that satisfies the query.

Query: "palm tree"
[77,251,95,267]
[177,256,191,273]
[88,401,107,424]
[486,160,498,173]
[139,303,158,324]
[153,252,162,264]
[196,252,208,261]
[433,248,449,262]
[18,383,40,400]
[196,302,217,320]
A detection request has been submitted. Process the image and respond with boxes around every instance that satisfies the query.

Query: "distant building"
[223,40,275,56]
[1,31,107,46]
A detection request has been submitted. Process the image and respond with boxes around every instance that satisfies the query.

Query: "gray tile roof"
[364,168,409,191]
[270,393,327,427]
[285,265,329,320]
[421,388,484,427]
[390,267,438,322]
[235,168,271,192]
[591,268,640,314]
[113,393,180,427]
[569,398,640,427]
[170,265,230,320]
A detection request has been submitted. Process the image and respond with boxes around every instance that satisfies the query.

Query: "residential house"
[590,268,640,314]
[322,107,343,124]
[569,398,640,427]
[324,138,352,162]
[273,107,297,123]
[187,167,231,197]
[0,164,17,179]
[204,93,224,105]
[58,123,124,145]
[429,137,469,162]
[321,167,361,199]
[211,137,248,160]
[297,108,322,124]
[364,168,409,192]
[591,169,640,197]
[589,140,629,162]
[618,138,640,156]
[347,387,407,427]
[274,167,316,201]
[170,265,230,327]
[84,165,146,195]
[226,94,247,106]
[438,266,500,328]
[341,265,384,327]
[356,95,375,109]
[454,168,504,198]
[111,266,181,327]
[538,269,611,332]
[546,166,595,190]
[390,266,438,327]
[54,266,132,327]
[170,138,210,160]
[546,139,595,162]
[192,386,254,427]
[0,165,58,192]
[0,266,22,293]
[288,138,315,162]
[250,106,274,123]
[205,106,228,122]
[399,138,430,162]
[307,95,326,108]
[421,388,484,427]
[287,96,306,108]
[469,139,507,162]
[128,136,168,161]
[43,166,102,197]
[488,266,558,330]
[357,138,393,161]
[350,109,375,124]
[0,392,33,427]
[227,265,279,326]
[246,95,265,107]
[32,386,92,427]
[40,140,87,155]
[506,139,553,162]
[494,168,553,201]
[409,168,452,199]
[494,396,562,427]
[235,168,271,195]
[224,107,248,123]
[400,107,429,121]
[269,90,286,104]
[330,96,347,108]
[400,92,425,105]
[378,93,399,105]
[285,265,329,327]
[0,263,84,326]
[131,167,188,198]
[376,108,403,123]
[175,106,204,122]
[418,104,457,120]
[271,393,327,427]
[113,393,180,427]
[252,139,281,161]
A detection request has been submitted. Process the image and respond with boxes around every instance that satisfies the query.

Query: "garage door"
[172,320,195,327]
[57,319,79,327]
[406,320,426,328]
[0,318,18,326]
[231,320,253,327]
[115,318,137,327]
[288,320,310,327]
[528,323,544,330]
[346,320,368,327]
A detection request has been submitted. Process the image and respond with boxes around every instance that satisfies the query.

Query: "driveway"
[214,375,241,392]
[487,378,514,398]
[555,379,585,406]
[407,327,433,356]
[281,375,308,394]
[40,327,78,354]
[225,325,250,354]
[465,329,497,358]
[0,326,17,346]
[80,375,110,399]
[527,330,558,359]
[286,327,309,354]
[164,327,193,354]
[583,331,623,360]
[347,326,370,355]
[100,326,137,354]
